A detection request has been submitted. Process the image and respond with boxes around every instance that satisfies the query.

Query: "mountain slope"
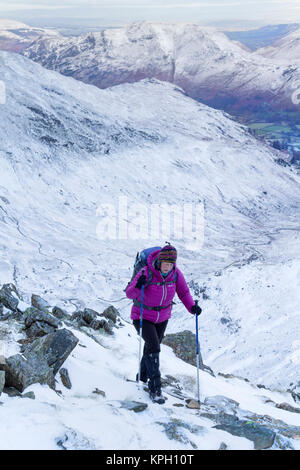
[0,19,60,53]
[0,50,300,393]
[21,21,300,117]
[256,27,300,64]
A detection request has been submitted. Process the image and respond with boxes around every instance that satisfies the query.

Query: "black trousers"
[133,318,168,355]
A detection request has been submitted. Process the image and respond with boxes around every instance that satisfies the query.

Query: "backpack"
[129,246,161,287]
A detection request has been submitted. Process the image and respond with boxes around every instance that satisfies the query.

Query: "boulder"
[3,354,55,392]
[25,321,56,339]
[162,330,214,375]
[82,308,98,324]
[31,294,50,311]
[204,395,240,415]
[90,319,106,330]
[23,306,60,339]
[119,400,148,413]
[23,328,79,375]
[101,305,118,323]
[24,307,60,329]
[52,306,68,320]
[213,413,276,450]
[59,368,72,389]
[0,283,20,311]
[4,329,78,392]
[291,383,300,403]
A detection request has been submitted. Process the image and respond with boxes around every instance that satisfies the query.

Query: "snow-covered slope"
[0,19,60,53]
[256,27,300,64]
[22,22,300,114]
[0,50,300,396]
[1,303,300,450]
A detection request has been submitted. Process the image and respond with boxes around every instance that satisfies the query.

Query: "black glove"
[135,273,147,290]
[191,303,202,316]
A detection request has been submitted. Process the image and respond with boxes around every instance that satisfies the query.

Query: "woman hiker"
[125,243,202,404]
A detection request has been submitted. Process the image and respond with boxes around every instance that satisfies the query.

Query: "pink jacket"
[125,249,195,323]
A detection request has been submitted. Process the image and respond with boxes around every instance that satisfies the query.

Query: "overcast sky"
[0,0,299,28]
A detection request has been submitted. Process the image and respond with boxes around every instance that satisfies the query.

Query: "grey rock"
[103,320,114,335]
[185,399,200,409]
[3,386,22,397]
[119,400,148,413]
[52,306,68,320]
[59,368,72,389]
[3,353,55,392]
[92,388,106,397]
[204,395,239,415]
[0,283,20,311]
[157,418,205,448]
[70,310,83,322]
[162,330,214,375]
[291,383,300,403]
[243,411,300,440]
[101,305,118,324]
[24,306,60,329]
[82,308,98,324]
[90,318,106,330]
[213,413,276,450]
[0,371,5,395]
[219,442,228,450]
[275,402,300,414]
[31,294,50,311]
[26,321,56,339]
[24,328,79,375]
[22,391,35,400]
[0,355,6,371]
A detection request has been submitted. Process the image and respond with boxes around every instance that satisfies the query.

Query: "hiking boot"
[149,389,166,405]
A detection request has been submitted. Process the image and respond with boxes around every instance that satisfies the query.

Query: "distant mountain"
[224,23,300,51]
[0,19,60,52]
[21,22,300,121]
[256,27,300,64]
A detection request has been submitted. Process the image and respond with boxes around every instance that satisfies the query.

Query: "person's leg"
[133,319,164,402]
[133,319,160,383]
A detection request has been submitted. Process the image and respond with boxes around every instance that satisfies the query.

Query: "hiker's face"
[160,261,173,273]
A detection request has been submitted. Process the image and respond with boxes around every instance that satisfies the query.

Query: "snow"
[0,50,300,449]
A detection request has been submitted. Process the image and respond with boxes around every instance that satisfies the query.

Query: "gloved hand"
[135,272,147,290]
[191,303,202,316]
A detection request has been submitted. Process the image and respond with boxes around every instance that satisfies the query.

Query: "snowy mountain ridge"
[256,26,300,64]
[0,19,60,53]
[20,21,300,116]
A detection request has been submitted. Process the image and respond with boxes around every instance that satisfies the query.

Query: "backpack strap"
[133,299,175,311]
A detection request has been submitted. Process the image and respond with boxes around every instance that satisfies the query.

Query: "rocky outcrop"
[3,328,78,392]
[70,306,118,335]
[162,330,214,375]
[24,306,60,338]
[4,353,55,392]
[23,328,79,376]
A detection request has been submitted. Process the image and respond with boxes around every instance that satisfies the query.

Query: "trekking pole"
[195,299,201,406]
[137,270,145,383]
